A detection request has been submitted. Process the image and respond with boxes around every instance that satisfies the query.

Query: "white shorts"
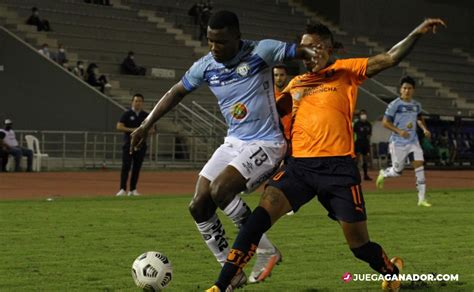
[389,141,424,172]
[200,136,287,192]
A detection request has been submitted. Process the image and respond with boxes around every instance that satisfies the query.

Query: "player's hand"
[398,129,410,139]
[414,18,446,35]
[423,129,432,139]
[130,125,149,154]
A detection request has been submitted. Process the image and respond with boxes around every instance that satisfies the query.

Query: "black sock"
[351,241,399,275]
[215,206,272,289]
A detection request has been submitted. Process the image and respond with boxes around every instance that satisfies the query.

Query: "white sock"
[383,167,402,178]
[195,214,229,266]
[415,166,426,202]
[223,195,275,253]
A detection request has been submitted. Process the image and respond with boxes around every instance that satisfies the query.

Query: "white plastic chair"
[25,135,49,171]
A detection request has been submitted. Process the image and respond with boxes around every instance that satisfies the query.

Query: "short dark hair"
[273,64,288,73]
[132,93,144,101]
[400,75,416,88]
[77,60,83,65]
[304,23,343,50]
[32,7,38,12]
[128,51,134,56]
[208,10,240,33]
[359,109,367,114]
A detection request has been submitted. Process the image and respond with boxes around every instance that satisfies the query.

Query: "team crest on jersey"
[236,62,250,77]
[293,91,303,101]
[231,103,248,120]
[406,122,413,129]
[130,116,135,121]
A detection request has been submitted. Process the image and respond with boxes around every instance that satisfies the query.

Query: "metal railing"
[14,130,224,169]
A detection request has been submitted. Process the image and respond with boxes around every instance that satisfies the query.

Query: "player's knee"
[209,180,233,209]
[188,195,213,222]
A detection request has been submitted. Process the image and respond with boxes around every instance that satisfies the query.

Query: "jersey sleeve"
[255,39,297,66]
[384,100,398,121]
[181,58,206,92]
[339,58,368,85]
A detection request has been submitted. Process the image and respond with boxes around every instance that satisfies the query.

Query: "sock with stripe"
[195,214,229,266]
[415,166,426,202]
[223,195,275,252]
[215,206,272,290]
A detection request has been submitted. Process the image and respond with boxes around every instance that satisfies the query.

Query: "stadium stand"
[1,0,473,168]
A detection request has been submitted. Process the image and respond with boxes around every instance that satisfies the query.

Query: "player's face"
[273,68,288,89]
[301,34,332,72]
[207,27,240,63]
[131,96,144,111]
[400,83,415,100]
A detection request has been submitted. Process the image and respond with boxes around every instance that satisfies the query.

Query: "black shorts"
[355,141,370,155]
[268,156,366,223]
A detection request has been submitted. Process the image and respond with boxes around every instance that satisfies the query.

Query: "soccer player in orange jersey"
[273,65,291,141]
[207,18,445,292]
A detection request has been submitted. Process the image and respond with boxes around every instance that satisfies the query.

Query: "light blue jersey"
[181,39,296,141]
[384,97,422,146]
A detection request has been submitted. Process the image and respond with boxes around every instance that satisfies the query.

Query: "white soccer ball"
[131,251,173,291]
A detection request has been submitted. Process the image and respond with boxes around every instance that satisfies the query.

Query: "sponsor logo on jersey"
[231,103,248,120]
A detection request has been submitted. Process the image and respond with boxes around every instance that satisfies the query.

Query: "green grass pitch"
[0,189,472,291]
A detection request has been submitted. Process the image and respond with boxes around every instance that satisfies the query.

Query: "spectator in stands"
[354,109,373,180]
[73,61,86,79]
[84,0,111,6]
[198,0,213,41]
[437,129,450,165]
[55,44,67,65]
[86,63,111,93]
[121,51,146,76]
[188,1,201,25]
[38,43,51,59]
[0,131,8,172]
[61,59,72,72]
[26,7,51,32]
[116,94,152,196]
[0,119,33,172]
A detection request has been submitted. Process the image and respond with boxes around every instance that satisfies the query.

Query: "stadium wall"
[0,27,124,131]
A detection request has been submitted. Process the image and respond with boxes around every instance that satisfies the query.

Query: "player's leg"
[20,147,33,172]
[208,159,314,291]
[129,145,146,195]
[377,143,408,189]
[319,157,403,290]
[117,145,132,195]
[210,140,286,283]
[411,143,431,207]
[210,186,293,291]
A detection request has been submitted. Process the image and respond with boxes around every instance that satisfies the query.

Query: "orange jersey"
[280,58,368,158]
[274,85,292,140]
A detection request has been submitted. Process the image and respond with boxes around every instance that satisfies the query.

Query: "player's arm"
[417,114,431,138]
[366,18,446,78]
[382,116,409,138]
[130,82,189,152]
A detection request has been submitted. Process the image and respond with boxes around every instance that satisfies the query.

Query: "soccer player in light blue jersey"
[376,76,432,207]
[130,10,319,287]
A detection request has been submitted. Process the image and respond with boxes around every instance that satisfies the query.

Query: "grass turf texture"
[0,189,472,291]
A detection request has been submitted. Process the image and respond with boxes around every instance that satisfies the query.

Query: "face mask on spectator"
[360,114,367,121]
[78,65,84,69]
[59,48,65,53]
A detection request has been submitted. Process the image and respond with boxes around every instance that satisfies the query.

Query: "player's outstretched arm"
[366,18,446,78]
[129,82,189,153]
